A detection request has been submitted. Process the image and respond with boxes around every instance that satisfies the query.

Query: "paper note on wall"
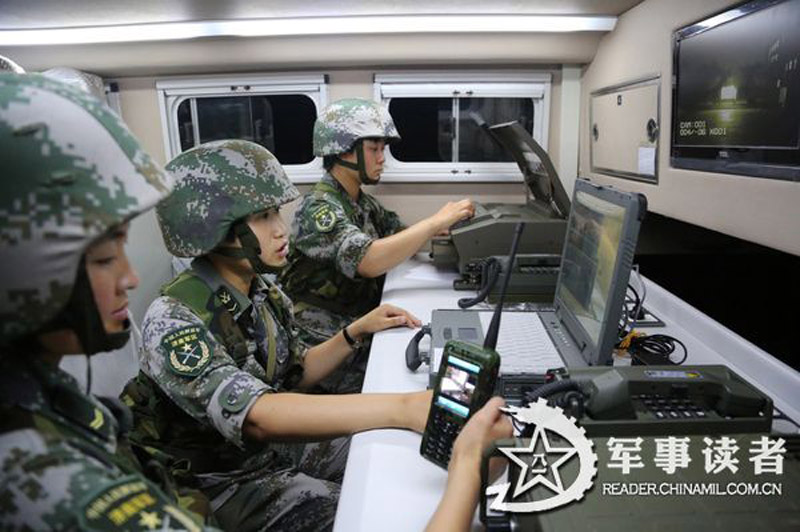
[638,146,656,176]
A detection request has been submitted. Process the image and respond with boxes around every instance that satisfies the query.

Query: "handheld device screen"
[436,355,480,418]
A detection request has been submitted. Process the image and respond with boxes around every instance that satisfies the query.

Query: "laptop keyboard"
[479,312,562,374]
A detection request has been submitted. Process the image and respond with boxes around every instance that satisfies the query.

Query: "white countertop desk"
[333,255,800,532]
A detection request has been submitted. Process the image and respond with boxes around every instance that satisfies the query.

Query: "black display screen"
[674,0,800,149]
[671,0,800,180]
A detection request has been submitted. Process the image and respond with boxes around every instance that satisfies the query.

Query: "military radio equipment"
[479,365,782,530]
[455,253,561,308]
[531,365,774,437]
[481,433,800,532]
[420,223,525,468]
[430,121,570,303]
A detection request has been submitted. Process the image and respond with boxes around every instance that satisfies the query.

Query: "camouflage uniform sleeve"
[292,195,374,279]
[376,201,406,236]
[139,296,271,448]
[0,428,218,531]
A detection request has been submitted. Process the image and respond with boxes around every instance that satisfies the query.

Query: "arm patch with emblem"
[313,206,337,233]
[78,475,205,532]
[160,325,213,377]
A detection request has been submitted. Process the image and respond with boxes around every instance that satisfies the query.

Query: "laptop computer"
[428,178,647,396]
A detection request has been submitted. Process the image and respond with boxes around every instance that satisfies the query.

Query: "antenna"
[483,222,525,351]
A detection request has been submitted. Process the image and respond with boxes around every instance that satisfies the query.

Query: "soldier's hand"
[450,397,512,476]
[431,199,475,233]
[350,303,421,337]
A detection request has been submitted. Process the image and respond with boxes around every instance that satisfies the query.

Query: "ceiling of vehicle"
[0,0,646,77]
[2,1,644,29]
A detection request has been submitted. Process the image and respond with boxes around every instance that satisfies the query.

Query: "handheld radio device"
[420,223,525,468]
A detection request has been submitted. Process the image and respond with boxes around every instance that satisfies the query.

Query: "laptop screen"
[553,179,646,366]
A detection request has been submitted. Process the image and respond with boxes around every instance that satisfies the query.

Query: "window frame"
[156,73,328,183]
[374,71,552,183]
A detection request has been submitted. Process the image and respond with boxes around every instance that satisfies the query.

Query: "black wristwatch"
[342,326,362,350]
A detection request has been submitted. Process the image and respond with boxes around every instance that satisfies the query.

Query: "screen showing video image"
[436,356,479,418]
[674,0,800,149]
[556,190,626,347]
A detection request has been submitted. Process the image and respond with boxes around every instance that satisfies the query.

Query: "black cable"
[619,283,641,339]
[519,380,588,437]
[628,334,688,365]
[522,379,585,405]
[458,258,501,309]
[617,276,687,365]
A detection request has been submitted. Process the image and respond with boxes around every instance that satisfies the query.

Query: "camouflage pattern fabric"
[0,355,217,531]
[157,139,299,258]
[0,73,172,344]
[279,173,404,393]
[42,67,106,102]
[200,436,348,532]
[313,98,400,156]
[135,262,344,531]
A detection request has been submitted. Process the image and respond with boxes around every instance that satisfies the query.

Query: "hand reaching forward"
[349,303,422,337]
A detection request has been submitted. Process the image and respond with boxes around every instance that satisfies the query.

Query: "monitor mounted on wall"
[671,0,800,181]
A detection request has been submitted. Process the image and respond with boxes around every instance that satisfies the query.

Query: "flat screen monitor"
[671,0,800,181]
[554,179,646,366]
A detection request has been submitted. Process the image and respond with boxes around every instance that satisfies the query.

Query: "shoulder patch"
[160,325,213,377]
[215,286,240,315]
[313,205,337,233]
[79,475,203,532]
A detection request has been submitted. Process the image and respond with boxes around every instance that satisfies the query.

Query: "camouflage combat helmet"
[0,73,173,350]
[42,67,106,104]
[158,139,299,274]
[313,98,400,184]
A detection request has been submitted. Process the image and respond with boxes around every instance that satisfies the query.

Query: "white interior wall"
[579,0,800,256]
[113,67,578,325]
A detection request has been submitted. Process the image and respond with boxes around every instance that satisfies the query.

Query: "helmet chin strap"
[43,257,131,356]
[212,220,286,276]
[335,141,379,185]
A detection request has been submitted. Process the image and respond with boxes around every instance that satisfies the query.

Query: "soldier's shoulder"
[298,188,347,216]
[0,429,82,529]
[141,297,207,352]
[360,190,384,211]
[0,425,51,461]
[144,295,203,327]
[1,430,208,531]
[295,197,348,237]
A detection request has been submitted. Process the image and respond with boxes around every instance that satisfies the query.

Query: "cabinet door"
[591,76,660,183]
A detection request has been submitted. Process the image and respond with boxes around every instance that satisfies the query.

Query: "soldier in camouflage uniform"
[123,139,430,532]
[280,98,476,392]
[0,73,217,531]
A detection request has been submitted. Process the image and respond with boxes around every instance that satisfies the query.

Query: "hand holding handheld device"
[420,341,500,467]
[420,223,525,468]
